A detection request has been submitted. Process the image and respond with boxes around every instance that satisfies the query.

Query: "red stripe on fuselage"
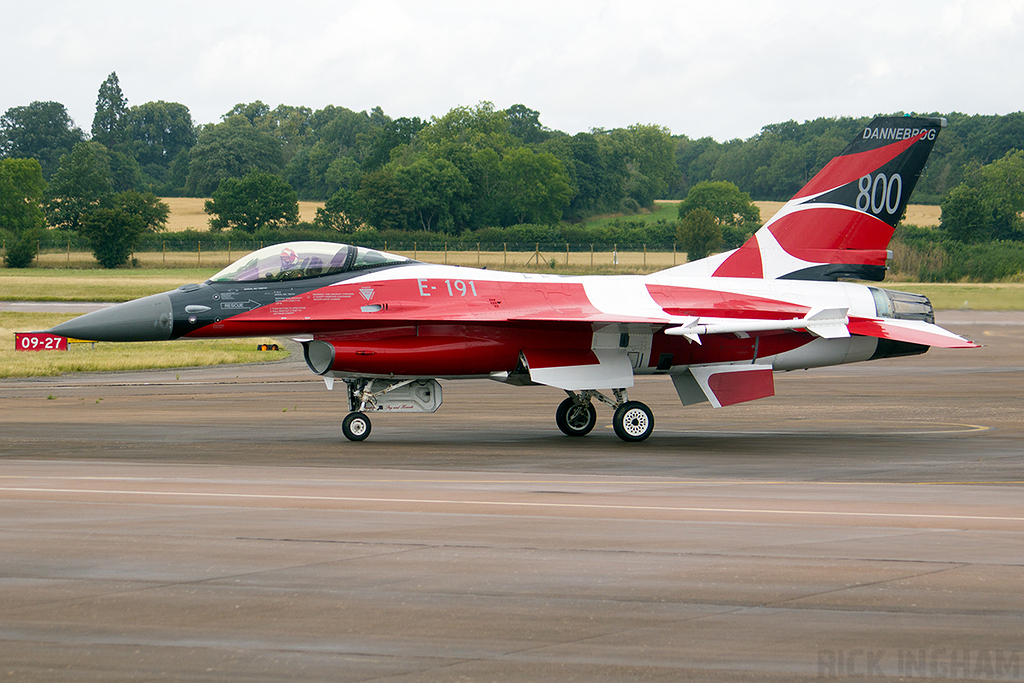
[649,329,814,368]
[645,284,809,319]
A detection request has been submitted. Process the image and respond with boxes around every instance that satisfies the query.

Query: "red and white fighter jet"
[48,115,977,442]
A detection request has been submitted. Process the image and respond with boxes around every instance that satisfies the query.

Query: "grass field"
[1,312,287,378]
[0,269,219,301]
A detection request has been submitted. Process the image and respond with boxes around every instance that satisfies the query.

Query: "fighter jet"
[47,115,977,442]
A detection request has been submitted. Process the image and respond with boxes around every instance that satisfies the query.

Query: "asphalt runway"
[1,312,1022,681]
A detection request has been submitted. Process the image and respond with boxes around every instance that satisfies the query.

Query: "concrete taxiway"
[1,312,1021,680]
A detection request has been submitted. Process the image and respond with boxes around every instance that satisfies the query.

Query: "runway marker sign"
[15,332,68,351]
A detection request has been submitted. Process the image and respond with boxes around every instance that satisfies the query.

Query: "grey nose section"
[46,293,174,342]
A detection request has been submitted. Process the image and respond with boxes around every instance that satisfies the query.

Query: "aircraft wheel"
[342,411,372,441]
[555,398,597,437]
[613,401,654,442]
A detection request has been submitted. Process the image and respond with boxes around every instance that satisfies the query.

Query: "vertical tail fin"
[711,115,945,281]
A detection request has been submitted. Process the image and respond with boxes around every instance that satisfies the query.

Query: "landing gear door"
[348,379,443,413]
[592,326,654,371]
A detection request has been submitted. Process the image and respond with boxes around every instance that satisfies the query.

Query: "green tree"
[0,101,85,178]
[185,117,284,196]
[499,147,573,225]
[124,101,197,189]
[315,188,363,233]
[204,171,299,232]
[678,180,760,227]
[676,207,722,260]
[355,169,412,231]
[976,149,1024,240]
[615,124,678,207]
[0,158,46,267]
[505,104,550,144]
[3,228,40,268]
[940,184,989,243]
[91,72,129,149]
[361,116,427,172]
[544,132,616,219]
[79,206,143,269]
[44,142,113,232]
[115,190,169,233]
[395,156,471,232]
[107,148,143,193]
[0,158,46,233]
[941,150,1024,242]
[78,191,168,268]
[418,102,514,151]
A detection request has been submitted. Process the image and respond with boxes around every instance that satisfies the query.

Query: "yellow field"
[159,198,940,232]
[161,197,325,232]
[754,201,941,227]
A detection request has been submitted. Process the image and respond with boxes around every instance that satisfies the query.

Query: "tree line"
[2,72,1023,275]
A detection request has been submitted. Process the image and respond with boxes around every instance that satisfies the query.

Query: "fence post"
[197,241,201,267]
[503,243,507,266]
[66,238,70,268]
[414,241,417,260]
[535,243,541,270]
[477,242,480,265]
[673,242,676,266]
[228,240,231,265]
[565,243,569,265]
[444,241,448,264]
[163,241,166,266]
[613,243,618,265]
[590,244,593,268]
[644,244,647,268]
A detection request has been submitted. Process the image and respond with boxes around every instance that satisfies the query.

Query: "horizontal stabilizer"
[522,348,634,390]
[847,318,979,349]
[673,364,775,408]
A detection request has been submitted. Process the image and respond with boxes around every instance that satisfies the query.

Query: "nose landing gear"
[341,411,371,441]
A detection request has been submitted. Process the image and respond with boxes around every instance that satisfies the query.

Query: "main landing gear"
[336,378,653,443]
[557,389,655,442]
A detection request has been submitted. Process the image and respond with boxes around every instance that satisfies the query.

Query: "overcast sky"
[4,0,1023,142]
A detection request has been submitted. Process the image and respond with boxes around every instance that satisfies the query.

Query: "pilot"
[280,247,299,273]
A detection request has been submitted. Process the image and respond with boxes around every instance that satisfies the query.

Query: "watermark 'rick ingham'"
[818,647,1021,679]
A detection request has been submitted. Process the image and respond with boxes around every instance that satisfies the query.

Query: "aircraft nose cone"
[46,293,174,342]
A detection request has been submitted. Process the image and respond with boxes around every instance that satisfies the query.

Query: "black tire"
[612,401,654,442]
[342,411,372,441]
[555,398,597,437]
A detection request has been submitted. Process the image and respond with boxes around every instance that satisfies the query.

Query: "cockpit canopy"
[208,241,411,283]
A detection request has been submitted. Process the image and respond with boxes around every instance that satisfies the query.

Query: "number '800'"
[856,173,902,215]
